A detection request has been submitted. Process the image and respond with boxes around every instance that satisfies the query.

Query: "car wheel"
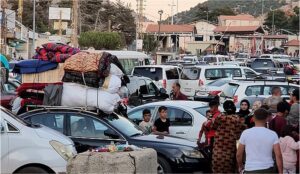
[15,167,49,174]
[157,156,172,174]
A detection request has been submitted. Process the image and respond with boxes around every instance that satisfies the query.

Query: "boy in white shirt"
[139,109,153,134]
[236,108,283,174]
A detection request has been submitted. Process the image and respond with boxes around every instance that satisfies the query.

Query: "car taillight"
[233,95,238,104]
[208,90,221,96]
[198,79,204,86]
[162,79,166,88]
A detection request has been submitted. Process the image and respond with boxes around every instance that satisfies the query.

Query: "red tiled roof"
[146,24,195,33]
[213,26,261,33]
[285,39,300,46]
[219,15,256,21]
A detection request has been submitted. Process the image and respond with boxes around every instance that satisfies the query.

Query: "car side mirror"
[104,129,120,139]
[159,88,167,94]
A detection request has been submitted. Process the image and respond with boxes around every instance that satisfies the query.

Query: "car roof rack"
[25,105,101,114]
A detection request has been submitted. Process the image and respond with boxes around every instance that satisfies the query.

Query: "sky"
[112,0,206,22]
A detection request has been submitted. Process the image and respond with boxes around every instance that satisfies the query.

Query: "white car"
[219,80,300,105]
[179,65,260,97]
[132,65,181,95]
[194,78,232,102]
[201,54,230,65]
[127,101,208,142]
[1,106,77,174]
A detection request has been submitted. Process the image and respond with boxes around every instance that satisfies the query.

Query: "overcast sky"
[112,0,206,21]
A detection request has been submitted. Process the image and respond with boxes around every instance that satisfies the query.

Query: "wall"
[194,21,216,41]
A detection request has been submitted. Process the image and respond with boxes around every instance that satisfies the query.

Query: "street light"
[32,0,36,56]
[157,10,163,45]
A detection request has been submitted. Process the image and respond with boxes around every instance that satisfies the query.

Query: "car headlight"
[50,140,77,161]
[182,149,204,159]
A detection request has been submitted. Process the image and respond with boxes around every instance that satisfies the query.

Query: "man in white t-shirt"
[236,108,283,174]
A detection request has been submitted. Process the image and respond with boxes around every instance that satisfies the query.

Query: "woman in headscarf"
[211,100,246,173]
[237,99,251,118]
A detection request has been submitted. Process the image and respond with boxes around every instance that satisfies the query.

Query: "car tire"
[15,166,49,174]
[157,156,172,174]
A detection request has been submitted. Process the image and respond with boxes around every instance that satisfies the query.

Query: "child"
[139,109,153,134]
[198,110,211,146]
[279,125,300,174]
[152,106,170,135]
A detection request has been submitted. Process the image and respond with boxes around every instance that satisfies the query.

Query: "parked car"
[20,107,209,173]
[194,78,232,102]
[250,58,281,74]
[260,54,290,59]
[128,101,208,142]
[201,54,230,65]
[183,55,199,64]
[0,78,21,109]
[179,65,260,97]
[132,65,181,95]
[219,79,300,105]
[120,75,169,107]
[1,106,76,174]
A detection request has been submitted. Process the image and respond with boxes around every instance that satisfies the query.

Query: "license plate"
[184,88,191,92]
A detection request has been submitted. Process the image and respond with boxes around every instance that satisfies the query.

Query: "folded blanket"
[64,52,103,72]
[62,70,100,88]
[13,60,58,74]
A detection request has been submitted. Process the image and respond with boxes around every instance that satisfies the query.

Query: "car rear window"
[205,69,223,79]
[203,57,217,63]
[251,59,275,68]
[133,67,163,80]
[181,68,200,80]
[194,106,210,116]
[166,68,179,79]
[291,59,299,64]
[220,83,239,98]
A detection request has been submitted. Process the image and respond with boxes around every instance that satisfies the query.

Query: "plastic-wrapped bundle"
[61,83,121,113]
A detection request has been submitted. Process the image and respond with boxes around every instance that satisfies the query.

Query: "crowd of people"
[136,82,299,173]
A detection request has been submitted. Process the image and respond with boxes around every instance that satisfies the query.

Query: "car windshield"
[105,114,143,137]
[133,67,163,80]
[194,106,210,116]
[181,68,200,80]
[220,83,239,98]
[251,59,275,68]
[206,79,231,87]
[2,107,40,128]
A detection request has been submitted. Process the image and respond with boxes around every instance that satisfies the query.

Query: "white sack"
[101,75,121,94]
[61,83,121,113]
[109,64,124,78]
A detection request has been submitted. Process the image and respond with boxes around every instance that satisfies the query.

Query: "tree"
[143,35,158,54]
[264,10,289,32]
[78,31,123,50]
[287,7,299,33]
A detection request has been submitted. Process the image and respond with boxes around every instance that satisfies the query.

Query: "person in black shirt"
[152,106,170,135]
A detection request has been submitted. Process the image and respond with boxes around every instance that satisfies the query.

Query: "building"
[283,39,300,57]
[145,24,196,53]
[186,20,225,55]
[218,14,262,27]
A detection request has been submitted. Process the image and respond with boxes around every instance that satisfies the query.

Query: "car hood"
[131,134,197,147]
[35,125,74,145]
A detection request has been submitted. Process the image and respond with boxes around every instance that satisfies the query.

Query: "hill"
[169,0,296,24]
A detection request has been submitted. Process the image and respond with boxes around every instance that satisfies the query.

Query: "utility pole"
[71,0,78,47]
[32,0,36,56]
[169,0,175,25]
[58,10,62,36]
[1,0,8,55]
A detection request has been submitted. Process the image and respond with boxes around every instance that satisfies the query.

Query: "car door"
[1,117,9,174]
[67,113,126,153]
[154,107,193,139]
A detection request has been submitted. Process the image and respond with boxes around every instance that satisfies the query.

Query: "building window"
[195,36,203,41]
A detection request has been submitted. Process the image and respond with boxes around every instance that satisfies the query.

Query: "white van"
[132,65,181,95]
[1,106,76,174]
[202,55,231,65]
[179,65,260,97]
[86,49,150,74]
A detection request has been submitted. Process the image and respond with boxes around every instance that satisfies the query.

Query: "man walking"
[171,82,188,100]
[236,108,283,174]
